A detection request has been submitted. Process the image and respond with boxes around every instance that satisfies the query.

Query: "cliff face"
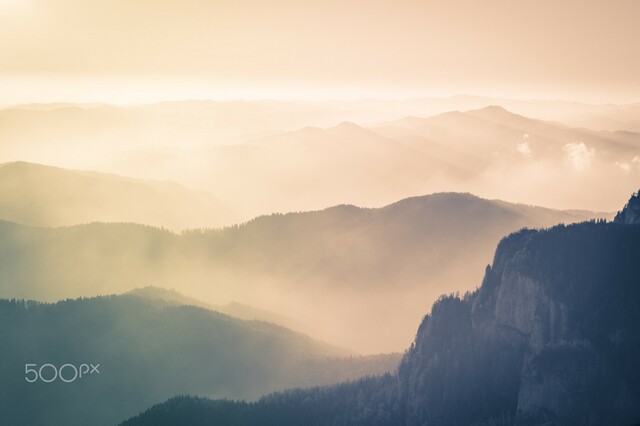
[399,219,640,425]
[614,190,640,224]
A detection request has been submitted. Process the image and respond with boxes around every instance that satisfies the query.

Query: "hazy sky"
[1,0,639,103]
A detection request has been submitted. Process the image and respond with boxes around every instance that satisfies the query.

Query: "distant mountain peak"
[332,121,362,130]
[614,189,640,224]
[0,160,57,172]
[126,286,202,304]
[467,105,521,118]
[464,105,543,128]
[479,105,509,112]
[326,121,371,136]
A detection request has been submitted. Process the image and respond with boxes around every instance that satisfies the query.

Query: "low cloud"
[563,142,595,171]
[616,161,632,173]
[517,141,532,156]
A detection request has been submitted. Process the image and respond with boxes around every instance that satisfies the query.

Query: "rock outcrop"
[614,190,640,224]
[399,211,640,425]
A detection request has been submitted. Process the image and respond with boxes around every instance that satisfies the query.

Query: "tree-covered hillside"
[0,294,399,426]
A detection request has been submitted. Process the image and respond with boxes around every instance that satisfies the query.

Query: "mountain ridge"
[0,191,609,353]
[127,286,299,328]
[119,190,640,426]
[0,161,239,230]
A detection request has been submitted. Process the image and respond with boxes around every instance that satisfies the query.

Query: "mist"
[0,192,609,353]
[2,0,640,423]
[1,100,639,222]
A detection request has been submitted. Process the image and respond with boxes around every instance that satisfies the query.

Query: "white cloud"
[516,134,531,156]
[563,142,595,171]
[616,161,632,173]
[617,156,640,173]
[517,141,531,156]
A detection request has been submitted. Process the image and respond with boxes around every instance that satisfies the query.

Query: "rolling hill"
[127,286,298,328]
[0,292,399,426]
[0,161,238,230]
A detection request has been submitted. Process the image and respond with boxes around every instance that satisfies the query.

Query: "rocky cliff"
[399,216,640,425]
[614,189,640,224]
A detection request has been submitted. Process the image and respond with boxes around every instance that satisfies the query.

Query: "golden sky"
[1,0,639,103]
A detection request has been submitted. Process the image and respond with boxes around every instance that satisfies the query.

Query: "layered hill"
[371,106,640,211]
[2,102,639,216]
[110,120,446,216]
[120,191,640,425]
[0,161,238,230]
[0,193,606,353]
[0,293,399,426]
[127,286,298,328]
[117,106,640,216]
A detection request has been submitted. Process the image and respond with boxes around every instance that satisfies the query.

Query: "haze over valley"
[0,187,608,353]
[1,0,639,424]
[2,101,639,219]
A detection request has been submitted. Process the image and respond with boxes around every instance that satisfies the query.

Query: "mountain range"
[0,190,606,353]
[110,105,640,216]
[119,190,640,425]
[2,102,638,217]
[0,161,238,230]
[2,99,638,425]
